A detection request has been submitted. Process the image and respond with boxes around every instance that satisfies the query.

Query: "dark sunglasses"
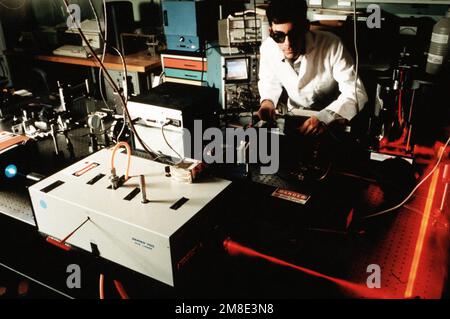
[270,28,300,44]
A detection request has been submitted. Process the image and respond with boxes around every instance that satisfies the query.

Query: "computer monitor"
[225,57,249,81]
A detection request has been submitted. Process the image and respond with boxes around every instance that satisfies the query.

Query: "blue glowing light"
[5,164,17,178]
[4,164,18,178]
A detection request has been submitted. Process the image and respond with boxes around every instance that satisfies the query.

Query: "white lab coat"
[258,30,368,123]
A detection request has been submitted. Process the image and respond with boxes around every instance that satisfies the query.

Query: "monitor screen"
[225,58,249,81]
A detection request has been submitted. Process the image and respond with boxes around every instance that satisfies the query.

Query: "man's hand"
[298,116,326,136]
[257,100,277,122]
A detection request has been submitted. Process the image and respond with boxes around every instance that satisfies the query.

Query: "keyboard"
[53,45,93,58]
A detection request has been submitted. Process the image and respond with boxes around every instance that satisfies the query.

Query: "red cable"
[113,280,129,300]
[99,273,105,300]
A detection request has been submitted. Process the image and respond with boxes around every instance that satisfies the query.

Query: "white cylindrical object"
[426,9,450,74]
[26,172,46,182]
[140,175,149,203]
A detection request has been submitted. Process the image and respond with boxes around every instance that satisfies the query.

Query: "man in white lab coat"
[257,0,368,136]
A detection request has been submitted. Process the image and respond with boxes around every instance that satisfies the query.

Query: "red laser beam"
[223,238,391,298]
[404,166,441,298]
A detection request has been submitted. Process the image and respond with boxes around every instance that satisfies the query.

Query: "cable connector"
[110,142,131,189]
[109,167,120,190]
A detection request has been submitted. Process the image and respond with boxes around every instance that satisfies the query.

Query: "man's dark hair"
[266,0,308,26]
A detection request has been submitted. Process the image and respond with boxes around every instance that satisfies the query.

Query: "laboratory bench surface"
[0,124,449,299]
